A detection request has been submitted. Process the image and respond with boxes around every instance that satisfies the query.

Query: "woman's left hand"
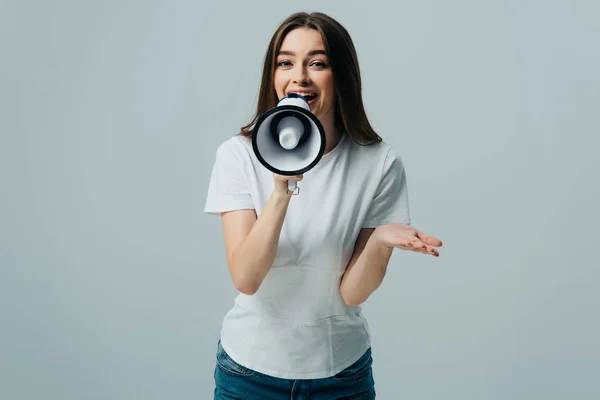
[373,223,443,257]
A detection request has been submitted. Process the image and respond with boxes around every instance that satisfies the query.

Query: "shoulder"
[216,134,253,152]
[346,136,400,163]
[215,134,254,160]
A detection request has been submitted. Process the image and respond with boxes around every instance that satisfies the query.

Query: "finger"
[425,246,440,257]
[273,174,301,182]
[406,240,439,256]
[413,246,431,255]
[276,175,303,181]
[407,238,427,251]
[416,231,443,247]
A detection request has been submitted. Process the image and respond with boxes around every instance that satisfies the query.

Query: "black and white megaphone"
[252,93,326,194]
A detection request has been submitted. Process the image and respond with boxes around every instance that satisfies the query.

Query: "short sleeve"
[204,139,255,215]
[361,147,411,227]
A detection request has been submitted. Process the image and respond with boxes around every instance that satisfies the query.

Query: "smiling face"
[274,27,336,127]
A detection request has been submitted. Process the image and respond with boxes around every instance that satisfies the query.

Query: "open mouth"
[288,92,318,105]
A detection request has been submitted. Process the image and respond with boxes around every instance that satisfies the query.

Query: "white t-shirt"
[204,132,410,379]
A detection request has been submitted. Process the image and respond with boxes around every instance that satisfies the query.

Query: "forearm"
[230,192,291,294]
[340,230,393,306]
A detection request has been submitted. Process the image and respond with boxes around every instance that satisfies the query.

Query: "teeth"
[289,92,316,97]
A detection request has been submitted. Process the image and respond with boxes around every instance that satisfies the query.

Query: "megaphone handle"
[287,179,300,195]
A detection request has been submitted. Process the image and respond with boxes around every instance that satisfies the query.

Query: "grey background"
[1,0,598,399]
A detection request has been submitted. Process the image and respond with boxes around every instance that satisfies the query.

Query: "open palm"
[374,223,443,257]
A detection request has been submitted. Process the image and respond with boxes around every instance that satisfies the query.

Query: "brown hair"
[239,12,382,146]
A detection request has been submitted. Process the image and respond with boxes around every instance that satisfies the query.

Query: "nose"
[292,66,309,85]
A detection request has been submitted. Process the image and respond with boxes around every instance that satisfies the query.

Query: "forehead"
[279,27,326,54]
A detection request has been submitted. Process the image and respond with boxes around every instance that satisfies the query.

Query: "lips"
[288,91,318,105]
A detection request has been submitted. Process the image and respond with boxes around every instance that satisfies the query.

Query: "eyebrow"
[277,50,327,57]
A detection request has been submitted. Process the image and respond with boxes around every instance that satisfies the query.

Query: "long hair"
[239,12,382,146]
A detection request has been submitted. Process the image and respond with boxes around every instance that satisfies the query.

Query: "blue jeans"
[213,341,376,399]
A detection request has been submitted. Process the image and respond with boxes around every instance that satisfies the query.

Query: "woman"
[205,11,443,399]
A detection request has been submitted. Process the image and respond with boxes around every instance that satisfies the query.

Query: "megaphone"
[252,93,326,194]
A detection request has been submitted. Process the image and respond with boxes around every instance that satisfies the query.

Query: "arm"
[340,224,442,306]
[339,228,393,307]
[222,191,291,295]
[221,173,303,295]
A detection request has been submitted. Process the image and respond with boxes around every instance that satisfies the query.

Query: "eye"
[310,61,327,68]
[277,60,292,67]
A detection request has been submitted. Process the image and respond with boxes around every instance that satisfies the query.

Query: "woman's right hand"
[273,173,303,196]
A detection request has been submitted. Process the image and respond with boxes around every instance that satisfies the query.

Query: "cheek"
[317,75,335,102]
[273,74,286,97]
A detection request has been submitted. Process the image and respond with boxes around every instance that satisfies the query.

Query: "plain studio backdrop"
[1,0,598,399]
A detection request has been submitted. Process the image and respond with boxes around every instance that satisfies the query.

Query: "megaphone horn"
[252,93,326,194]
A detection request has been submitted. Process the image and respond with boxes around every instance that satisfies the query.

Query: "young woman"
[205,11,443,399]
